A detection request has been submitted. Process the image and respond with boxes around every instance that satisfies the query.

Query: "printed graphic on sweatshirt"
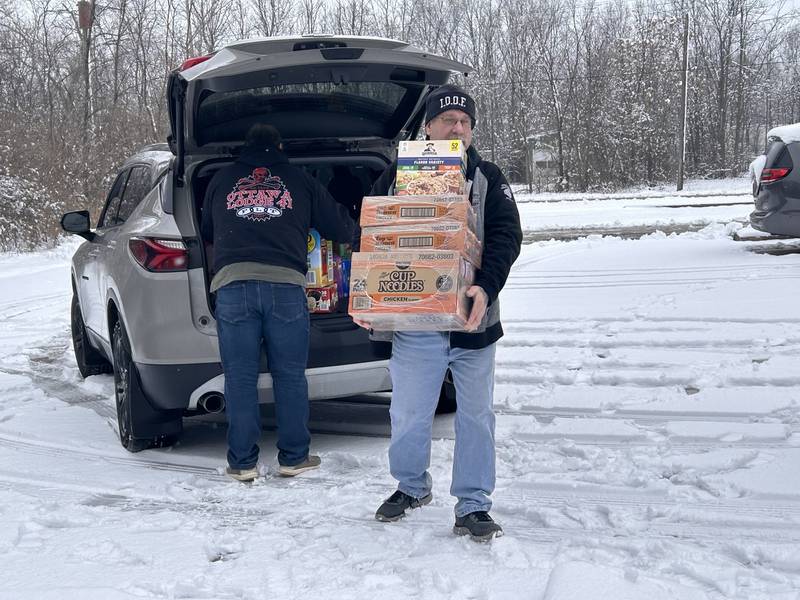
[226,167,293,221]
[500,183,515,203]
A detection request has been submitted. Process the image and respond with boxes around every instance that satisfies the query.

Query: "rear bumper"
[136,359,392,411]
[187,360,392,409]
[750,208,800,237]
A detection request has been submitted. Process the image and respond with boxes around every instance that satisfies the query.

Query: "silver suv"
[61,35,469,451]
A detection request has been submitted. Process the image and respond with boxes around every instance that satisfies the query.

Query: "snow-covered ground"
[3,178,800,599]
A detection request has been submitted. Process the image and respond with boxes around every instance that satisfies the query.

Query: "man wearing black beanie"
[356,85,523,542]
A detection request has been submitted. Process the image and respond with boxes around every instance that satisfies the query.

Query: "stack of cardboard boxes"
[348,140,481,330]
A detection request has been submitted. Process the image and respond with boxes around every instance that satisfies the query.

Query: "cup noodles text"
[359,222,482,267]
[396,140,467,196]
[359,194,476,232]
[348,250,475,331]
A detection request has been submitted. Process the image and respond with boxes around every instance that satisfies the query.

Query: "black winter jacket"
[370,144,522,349]
[201,145,355,277]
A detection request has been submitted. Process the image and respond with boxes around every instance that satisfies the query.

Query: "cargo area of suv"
[189,153,392,374]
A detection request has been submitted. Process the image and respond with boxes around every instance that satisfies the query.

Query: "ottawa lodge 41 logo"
[226,167,293,221]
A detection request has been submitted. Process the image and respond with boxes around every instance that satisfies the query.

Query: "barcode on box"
[400,207,436,218]
[399,236,434,248]
[352,297,372,310]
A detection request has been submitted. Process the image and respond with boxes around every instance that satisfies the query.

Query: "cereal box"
[396,140,467,196]
[306,229,328,286]
[348,250,475,331]
[359,222,482,267]
[306,284,338,313]
[359,194,476,232]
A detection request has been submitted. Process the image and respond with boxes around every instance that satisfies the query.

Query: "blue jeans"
[215,280,311,469]
[388,331,496,517]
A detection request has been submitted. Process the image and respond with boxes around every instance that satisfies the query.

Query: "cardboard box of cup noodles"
[395,140,467,196]
[359,222,482,267]
[359,194,477,233]
[348,250,475,331]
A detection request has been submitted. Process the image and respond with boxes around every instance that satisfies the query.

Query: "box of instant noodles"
[347,250,475,331]
[395,139,467,196]
[359,222,482,267]
[359,194,476,232]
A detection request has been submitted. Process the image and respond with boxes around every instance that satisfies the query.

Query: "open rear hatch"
[168,35,472,172]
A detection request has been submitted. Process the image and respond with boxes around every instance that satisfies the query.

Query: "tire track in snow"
[0,335,117,421]
[505,273,800,290]
[0,293,66,323]
[0,432,221,477]
[4,455,800,549]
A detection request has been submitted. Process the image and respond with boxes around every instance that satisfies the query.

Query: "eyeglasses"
[436,116,472,129]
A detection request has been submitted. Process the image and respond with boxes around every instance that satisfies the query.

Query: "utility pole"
[677,12,690,191]
[78,1,95,199]
[78,1,95,136]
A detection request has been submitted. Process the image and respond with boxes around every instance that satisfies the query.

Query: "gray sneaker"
[278,454,321,477]
[226,465,259,482]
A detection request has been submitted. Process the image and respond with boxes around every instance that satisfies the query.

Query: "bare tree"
[252,0,296,37]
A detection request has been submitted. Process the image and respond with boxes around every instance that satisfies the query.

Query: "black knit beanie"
[425,85,476,127]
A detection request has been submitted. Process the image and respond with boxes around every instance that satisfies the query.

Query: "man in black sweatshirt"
[202,124,355,482]
[356,85,522,541]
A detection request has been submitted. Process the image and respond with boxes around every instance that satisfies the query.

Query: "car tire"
[436,377,457,414]
[111,320,181,452]
[71,293,113,377]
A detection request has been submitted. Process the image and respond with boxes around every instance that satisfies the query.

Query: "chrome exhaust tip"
[198,392,225,414]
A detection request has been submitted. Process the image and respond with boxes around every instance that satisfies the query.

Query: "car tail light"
[760,167,791,184]
[129,238,188,272]
[179,54,213,71]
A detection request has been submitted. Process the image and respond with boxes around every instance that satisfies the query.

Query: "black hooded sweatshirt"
[201,145,355,278]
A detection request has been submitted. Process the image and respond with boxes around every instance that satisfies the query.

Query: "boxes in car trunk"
[348,250,475,331]
[359,222,482,267]
[395,140,467,196]
[359,194,476,232]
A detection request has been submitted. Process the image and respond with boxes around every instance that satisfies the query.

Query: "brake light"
[179,54,213,71]
[760,168,791,184]
[129,238,188,272]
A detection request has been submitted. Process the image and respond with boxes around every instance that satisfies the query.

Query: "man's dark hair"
[244,124,282,149]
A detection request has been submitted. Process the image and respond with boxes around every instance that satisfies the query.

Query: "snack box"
[325,239,335,280]
[359,222,482,267]
[359,194,476,232]
[396,139,467,196]
[348,250,475,331]
[306,229,328,286]
[306,284,338,313]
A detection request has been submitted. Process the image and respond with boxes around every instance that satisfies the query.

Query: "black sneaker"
[453,511,503,542]
[375,490,433,522]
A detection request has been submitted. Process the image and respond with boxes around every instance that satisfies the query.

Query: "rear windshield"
[765,139,793,169]
[196,82,419,145]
